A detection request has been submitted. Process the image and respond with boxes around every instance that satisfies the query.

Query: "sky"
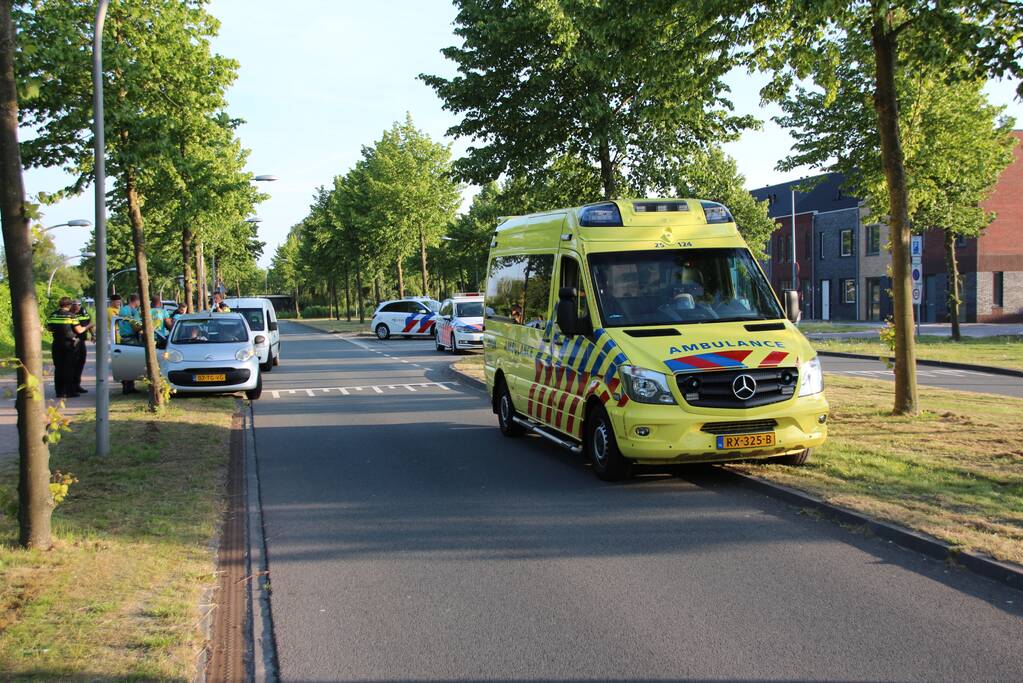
[24,0,1023,268]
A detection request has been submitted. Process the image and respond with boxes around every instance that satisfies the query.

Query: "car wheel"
[496,379,524,437]
[246,374,263,401]
[450,332,459,354]
[774,448,812,466]
[272,347,280,366]
[261,350,274,372]
[586,404,631,481]
[434,328,444,352]
[375,324,390,340]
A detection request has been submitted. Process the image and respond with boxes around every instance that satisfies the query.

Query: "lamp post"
[42,218,92,233]
[107,266,137,297]
[46,252,95,296]
[93,0,111,456]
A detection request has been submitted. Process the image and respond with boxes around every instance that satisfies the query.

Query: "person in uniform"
[69,300,91,394]
[47,297,92,399]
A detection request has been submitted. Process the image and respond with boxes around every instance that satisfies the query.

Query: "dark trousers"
[75,339,87,388]
[52,344,78,398]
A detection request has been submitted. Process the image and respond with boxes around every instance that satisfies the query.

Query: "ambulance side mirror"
[783,289,801,323]
[557,287,590,337]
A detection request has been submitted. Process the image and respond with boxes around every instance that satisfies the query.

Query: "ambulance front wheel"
[375,324,390,340]
[775,448,812,466]
[586,404,631,481]
[496,380,524,437]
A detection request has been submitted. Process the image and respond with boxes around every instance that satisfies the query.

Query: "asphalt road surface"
[252,322,1023,682]
[820,354,1023,398]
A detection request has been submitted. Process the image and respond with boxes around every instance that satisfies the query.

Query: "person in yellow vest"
[47,297,92,399]
[107,293,122,343]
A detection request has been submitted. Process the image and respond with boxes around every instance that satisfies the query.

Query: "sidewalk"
[0,342,103,464]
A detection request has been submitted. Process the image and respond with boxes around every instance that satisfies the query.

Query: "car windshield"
[235,308,265,331]
[455,302,483,317]
[588,248,783,327]
[423,300,441,312]
[171,318,249,344]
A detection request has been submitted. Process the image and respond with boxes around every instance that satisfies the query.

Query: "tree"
[16,0,239,411]
[0,0,51,549]
[733,0,1023,414]
[774,41,1016,341]
[421,0,754,199]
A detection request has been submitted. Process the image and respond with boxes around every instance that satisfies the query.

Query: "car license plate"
[195,373,226,382]
[717,432,775,450]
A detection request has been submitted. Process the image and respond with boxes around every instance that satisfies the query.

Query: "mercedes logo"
[732,374,757,401]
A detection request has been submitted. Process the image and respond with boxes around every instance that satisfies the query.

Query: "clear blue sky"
[25,0,1023,268]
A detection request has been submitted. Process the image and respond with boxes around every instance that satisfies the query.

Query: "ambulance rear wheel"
[586,404,631,481]
[496,380,524,437]
[775,448,812,466]
[375,324,390,340]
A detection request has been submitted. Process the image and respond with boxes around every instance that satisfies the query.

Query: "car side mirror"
[254,335,266,345]
[556,286,590,336]
[155,337,167,350]
[783,289,801,323]
[268,321,278,331]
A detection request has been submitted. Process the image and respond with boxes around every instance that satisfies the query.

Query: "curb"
[244,403,279,683]
[817,350,1023,378]
[446,363,486,392]
[447,362,1023,590]
[719,467,1023,591]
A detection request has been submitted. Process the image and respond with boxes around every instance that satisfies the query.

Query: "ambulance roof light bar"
[578,202,623,227]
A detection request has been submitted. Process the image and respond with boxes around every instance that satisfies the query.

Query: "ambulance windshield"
[588,248,783,327]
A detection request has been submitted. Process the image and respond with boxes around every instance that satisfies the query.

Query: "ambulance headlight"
[620,365,676,405]
[798,356,824,397]
[235,347,255,362]
[162,349,183,363]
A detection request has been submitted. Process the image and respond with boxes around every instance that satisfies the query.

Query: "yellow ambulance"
[483,199,828,480]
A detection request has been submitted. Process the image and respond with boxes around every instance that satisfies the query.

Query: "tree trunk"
[124,172,164,411]
[598,136,616,199]
[294,283,301,318]
[0,3,52,549]
[871,16,918,415]
[196,241,205,311]
[418,228,429,295]
[344,261,352,322]
[374,274,381,307]
[330,277,338,319]
[944,231,962,341]
[182,224,195,313]
[355,262,365,324]
[396,257,405,298]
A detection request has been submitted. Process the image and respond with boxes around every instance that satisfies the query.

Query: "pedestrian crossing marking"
[268,381,458,399]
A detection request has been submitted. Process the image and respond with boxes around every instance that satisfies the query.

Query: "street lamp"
[47,252,95,295]
[42,218,93,233]
[107,266,137,296]
[93,0,111,457]
[253,174,278,182]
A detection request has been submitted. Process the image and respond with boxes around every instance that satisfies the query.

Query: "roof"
[750,172,861,218]
[223,297,273,307]
[175,312,246,321]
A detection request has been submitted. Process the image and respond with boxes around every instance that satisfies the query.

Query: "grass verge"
[290,318,370,335]
[798,322,876,334]
[812,335,1023,371]
[730,375,1023,566]
[453,353,485,383]
[0,395,236,681]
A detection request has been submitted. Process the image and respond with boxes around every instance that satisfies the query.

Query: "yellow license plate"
[195,373,226,382]
[717,432,775,450]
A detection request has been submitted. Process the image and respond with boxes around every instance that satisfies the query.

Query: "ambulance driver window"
[486,254,555,326]
[555,255,590,334]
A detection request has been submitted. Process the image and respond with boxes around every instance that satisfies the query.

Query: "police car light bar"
[453,292,481,297]
[579,202,623,227]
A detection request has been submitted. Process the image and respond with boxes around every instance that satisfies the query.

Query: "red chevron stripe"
[418,317,434,333]
[599,390,610,404]
[527,383,537,417]
[566,396,580,436]
[555,365,565,389]
[760,351,789,367]
[545,387,557,423]
[403,316,419,333]
[535,387,547,418]
[716,350,753,362]
[533,359,543,382]
[555,393,569,428]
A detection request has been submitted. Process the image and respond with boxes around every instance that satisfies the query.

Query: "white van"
[223,297,281,371]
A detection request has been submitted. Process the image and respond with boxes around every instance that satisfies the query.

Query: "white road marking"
[372,386,383,394]
[306,389,315,396]
[265,381,458,399]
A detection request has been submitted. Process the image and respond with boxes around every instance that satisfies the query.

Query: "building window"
[866,225,880,256]
[993,272,1004,307]
[840,229,853,257]
[819,233,825,260]
[955,235,967,248]
[841,279,856,304]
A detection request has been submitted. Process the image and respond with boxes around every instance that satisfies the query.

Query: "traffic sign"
[912,284,922,303]
[911,267,921,283]
[911,235,922,265]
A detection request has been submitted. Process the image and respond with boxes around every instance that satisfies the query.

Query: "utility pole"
[93,0,111,457]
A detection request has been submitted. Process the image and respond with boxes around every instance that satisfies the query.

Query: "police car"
[370,297,441,340]
[434,293,485,353]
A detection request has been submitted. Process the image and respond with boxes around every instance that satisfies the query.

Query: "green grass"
[454,354,485,382]
[798,322,874,334]
[731,375,1023,565]
[0,395,236,681]
[290,318,371,335]
[813,334,1023,371]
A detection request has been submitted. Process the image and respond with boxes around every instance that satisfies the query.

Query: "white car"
[110,312,263,400]
[434,294,484,352]
[370,297,441,340]
[223,297,281,371]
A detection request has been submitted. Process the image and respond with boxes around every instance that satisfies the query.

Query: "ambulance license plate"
[717,433,775,450]
[195,373,225,382]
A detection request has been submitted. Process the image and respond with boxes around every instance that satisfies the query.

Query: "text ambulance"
[483,199,828,481]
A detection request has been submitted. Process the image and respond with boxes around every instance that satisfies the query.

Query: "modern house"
[752,132,1022,323]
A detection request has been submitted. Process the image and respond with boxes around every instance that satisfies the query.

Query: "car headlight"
[235,347,255,362]
[798,356,824,397]
[162,349,183,363]
[455,325,478,333]
[620,365,676,405]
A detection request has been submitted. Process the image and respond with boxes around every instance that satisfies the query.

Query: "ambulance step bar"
[511,416,583,455]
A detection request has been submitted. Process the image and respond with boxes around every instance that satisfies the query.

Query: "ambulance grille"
[675,367,798,409]
[700,419,778,435]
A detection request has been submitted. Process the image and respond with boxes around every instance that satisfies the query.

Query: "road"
[820,354,1023,398]
[251,322,1023,682]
